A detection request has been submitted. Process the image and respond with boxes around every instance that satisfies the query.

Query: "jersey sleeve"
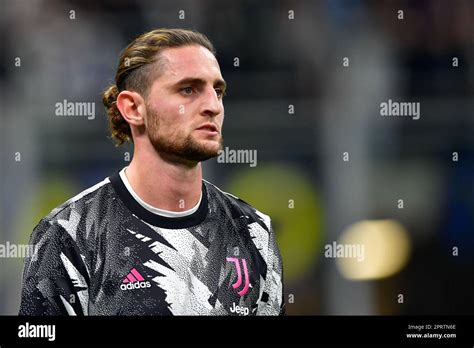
[19,218,90,316]
[256,221,285,316]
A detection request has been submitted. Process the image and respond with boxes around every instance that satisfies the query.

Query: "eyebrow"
[171,77,227,91]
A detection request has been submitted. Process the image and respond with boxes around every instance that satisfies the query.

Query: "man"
[19,28,284,315]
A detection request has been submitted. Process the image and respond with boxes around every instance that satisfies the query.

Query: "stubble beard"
[147,105,223,164]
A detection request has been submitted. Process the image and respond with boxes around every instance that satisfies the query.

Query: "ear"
[116,90,147,126]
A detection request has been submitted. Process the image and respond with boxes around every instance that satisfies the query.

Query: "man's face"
[144,45,226,164]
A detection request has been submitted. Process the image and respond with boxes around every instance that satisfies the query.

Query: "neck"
[125,148,203,212]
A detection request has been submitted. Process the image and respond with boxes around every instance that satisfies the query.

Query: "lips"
[197,123,219,133]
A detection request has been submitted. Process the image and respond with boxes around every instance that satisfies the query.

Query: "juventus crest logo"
[226,257,250,296]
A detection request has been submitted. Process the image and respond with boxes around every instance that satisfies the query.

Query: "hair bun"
[102,84,130,145]
[102,84,119,109]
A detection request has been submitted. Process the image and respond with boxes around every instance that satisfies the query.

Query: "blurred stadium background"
[1,0,473,315]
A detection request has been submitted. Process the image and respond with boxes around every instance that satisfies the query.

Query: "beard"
[146,105,223,164]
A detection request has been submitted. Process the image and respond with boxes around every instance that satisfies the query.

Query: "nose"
[200,86,223,118]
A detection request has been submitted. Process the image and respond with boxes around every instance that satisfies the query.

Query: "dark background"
[1,0,473,315]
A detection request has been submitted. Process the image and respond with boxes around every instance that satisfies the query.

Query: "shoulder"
[203,179,272,233]
[31,177,112,242]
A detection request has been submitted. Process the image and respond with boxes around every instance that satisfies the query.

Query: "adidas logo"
[120,268,151,291]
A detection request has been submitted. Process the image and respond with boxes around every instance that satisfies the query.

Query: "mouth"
[196,123,219,136]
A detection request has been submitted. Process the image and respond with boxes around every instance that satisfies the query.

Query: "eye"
[181,86,193,95]
[215,88,226,99]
